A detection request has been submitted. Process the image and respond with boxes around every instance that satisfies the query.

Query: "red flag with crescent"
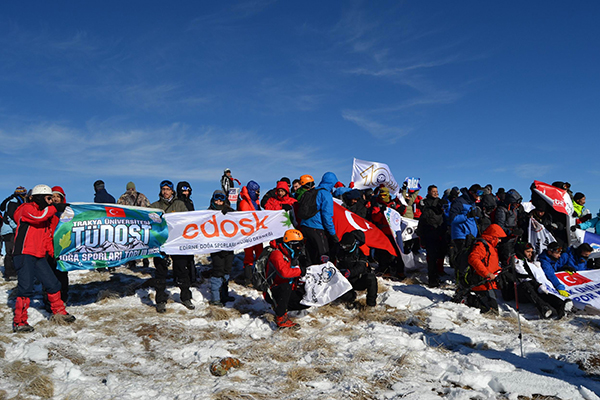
[531,180,574,216]
[332,202,397,256]
[105,206,126,218]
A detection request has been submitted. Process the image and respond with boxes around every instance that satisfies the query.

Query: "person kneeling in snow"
[264,229,310,330]
[465,224,506,314]
[335,230,378,307]
[506,243,572,319]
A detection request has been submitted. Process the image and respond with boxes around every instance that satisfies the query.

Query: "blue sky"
[1,1,599,212]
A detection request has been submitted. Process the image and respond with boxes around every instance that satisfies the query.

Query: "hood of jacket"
[317,172,338,192]
[176,181,192,198]
[481,223,507,247]
[504,189,522,205]
[276,181,289,197]
[246,181,260,202]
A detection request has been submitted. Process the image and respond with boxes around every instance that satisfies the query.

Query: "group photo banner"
[54,203,168,271]
[162,210,290,255]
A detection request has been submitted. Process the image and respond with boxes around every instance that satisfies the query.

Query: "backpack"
[454,234,491,292]
[251,246,277,292]
[296,188,325,220]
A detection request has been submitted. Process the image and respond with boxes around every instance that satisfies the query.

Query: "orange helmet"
[283,229,304,243]
[299,175,314,186]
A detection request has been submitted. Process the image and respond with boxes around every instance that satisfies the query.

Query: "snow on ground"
[1,253,600,400]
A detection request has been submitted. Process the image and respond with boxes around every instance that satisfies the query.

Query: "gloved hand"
[467,207,482,219]
[580,214,592,223]
[330,234,340,244]
[281,204,292,211]
[54,203,69,213]
[562,265,577,274]
[299,264,307,276]
[402,181,408,189]
[221,208,228,215]
[340,269,351,278]
[558,290,570,297]
[570,225,580,232]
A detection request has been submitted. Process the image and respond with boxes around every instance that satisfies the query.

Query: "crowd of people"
[1,169,597,332]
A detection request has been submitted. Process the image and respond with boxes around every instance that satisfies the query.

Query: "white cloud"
[513,164,553,179]
[342,111,410,143]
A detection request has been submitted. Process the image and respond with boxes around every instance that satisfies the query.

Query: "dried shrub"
[212,389,270,400]
[48,345,86,365]
[287,366,318,382]
[25,374,54,398]
[205,306,241,321]
[314,303,347,318]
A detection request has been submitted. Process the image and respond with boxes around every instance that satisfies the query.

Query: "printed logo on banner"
[556,272,592,286]
[105,206,126,218]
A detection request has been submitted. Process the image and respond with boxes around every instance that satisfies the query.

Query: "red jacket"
[13,202,58,258]
[264,181,297,211]
[266,242,302,288]
[468,224,506,291]
[238,186,260,212]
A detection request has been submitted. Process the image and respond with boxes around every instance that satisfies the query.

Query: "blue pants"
[14,254,61,298]
[210,275,229,302]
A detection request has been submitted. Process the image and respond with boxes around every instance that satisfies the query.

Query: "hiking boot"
[209,300,224,307]
[275,313,300,330]
[182,299,195,310]
[12,323,34,333]
[222,295,235,304]
[541,306,553,319]
[51,313,76,324]
[156,302,167,313]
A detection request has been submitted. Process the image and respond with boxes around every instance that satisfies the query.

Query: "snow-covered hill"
[1,255,599,400]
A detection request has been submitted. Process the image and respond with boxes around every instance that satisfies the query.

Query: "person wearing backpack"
[299,172,339,265]
[465,224,507,314]
[1,186,27,281]
[294,175,314,200]
[264,229,309,330]
[449,184,484,256]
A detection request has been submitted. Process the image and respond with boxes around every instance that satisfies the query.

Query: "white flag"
[300,262,353,307]
[529,217,556,260]
[351,158,401,198]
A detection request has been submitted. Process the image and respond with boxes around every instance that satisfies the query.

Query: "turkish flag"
[332,202,397,256]
[532,180,574,216]
[105,206,126,218]
[556,272,592,286]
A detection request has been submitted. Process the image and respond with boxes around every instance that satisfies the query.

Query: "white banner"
[529,217,556,259]
[300,262,353,307]
[384,207,418,269]
[351,158,401,198]
[161,210,289,255]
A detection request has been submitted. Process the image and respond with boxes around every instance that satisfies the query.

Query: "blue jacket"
[449,188,478,240]
[94,189,116,204]
[562,246,589,272]
[579,215,600,234]
[300,172,337,237]
[539,250,568,291]
[1,196,24,235]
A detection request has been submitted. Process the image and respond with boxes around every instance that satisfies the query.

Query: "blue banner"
[54,203,168,271]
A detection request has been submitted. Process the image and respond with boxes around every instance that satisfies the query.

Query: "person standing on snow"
[176,181,197,284]
[417,185,447,288]
[220,168,241,195]
[1,186,27,281]
[299,172,339,265]
[12,184,75,332]
[237,181,263,285]
[150,180,194,313]
[117,182,151,208]
[93,180,116,204]
[208,191,236,306]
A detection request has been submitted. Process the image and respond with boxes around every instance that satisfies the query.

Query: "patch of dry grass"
[204,306,241,321]
[212,389,271,400]
[287,365,318,382]
[48,344,86,365]
[96,289,121,302]
[5,360,54,398]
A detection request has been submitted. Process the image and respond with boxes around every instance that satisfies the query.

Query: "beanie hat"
[334,181,345,188]
[126,182,136,190]
[52,186,66,203]
[279,177,291,185]
[160,180,174,190]
[345,189,362,201]
[94,180,105,191]
[547,242,562,252]
[14,186,27,195]
[574,192,585,202]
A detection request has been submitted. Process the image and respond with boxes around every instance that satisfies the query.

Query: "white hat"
[31,184,52,196]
